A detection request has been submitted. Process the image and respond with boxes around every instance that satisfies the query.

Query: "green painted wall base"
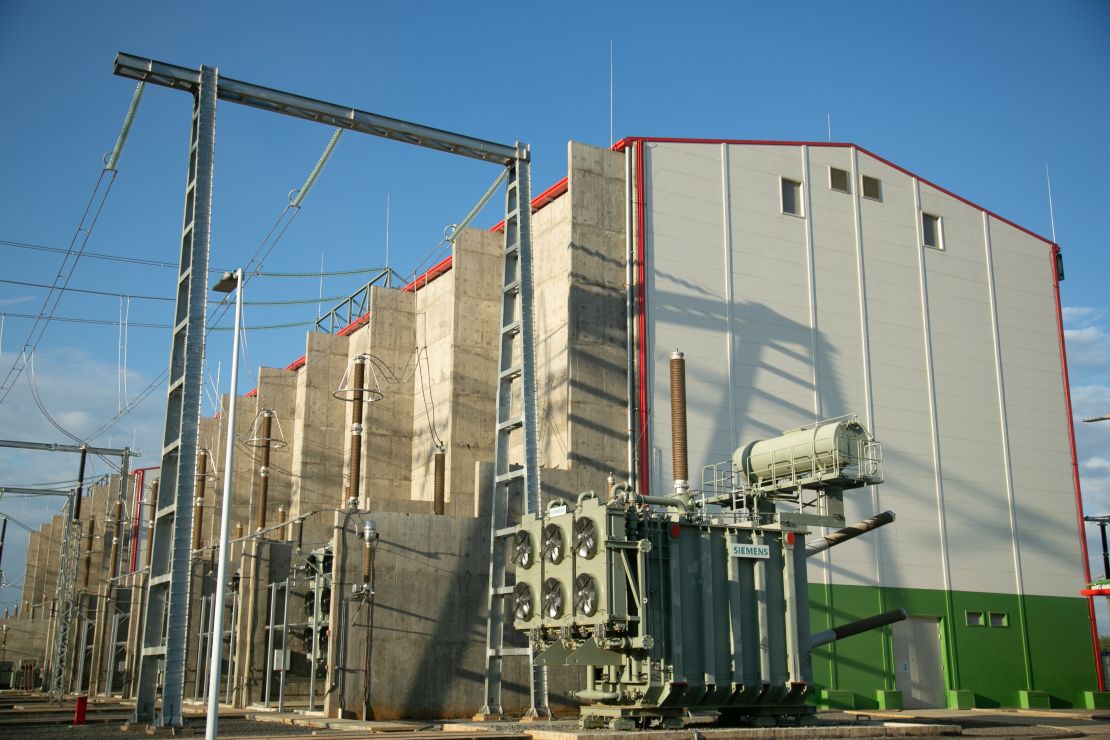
[1083,692,1110,709]
[875,690,902,710]
[808,583,1098,709]
[820,690,855,709]
[947,690,975,709]
[1019,690,1050,709]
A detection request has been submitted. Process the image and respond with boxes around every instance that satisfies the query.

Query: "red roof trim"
[855,144,1055,248]
[247,135,1053,410]
[489,176,570,232]
[1051,244,1103,690]
[401,255,453,294]
[239,253,459,399]
[336,312,372,337]
[247,148,586,399]
[616,137,1055,248]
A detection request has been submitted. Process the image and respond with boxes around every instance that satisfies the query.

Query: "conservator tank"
[733,415,882,492]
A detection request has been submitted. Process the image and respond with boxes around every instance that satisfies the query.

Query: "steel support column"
[46,494,80,699]
[477,152,547,719]
[132,64,216,727]
[111,50,535,724]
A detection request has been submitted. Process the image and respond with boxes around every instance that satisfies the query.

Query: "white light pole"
[206,269,243,740]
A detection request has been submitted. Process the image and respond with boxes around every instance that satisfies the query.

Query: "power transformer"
[509,354,902,729]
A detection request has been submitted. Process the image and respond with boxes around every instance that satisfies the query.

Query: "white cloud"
[1065,326,1110,368]
[1064,306,1104,326]
[1064,305,1110,369]
[1084,469,1110,515]
[1083,456,1110,473]
[1073,384,1110,411]
[1067,308,1110,630]
[1076,391,1110,520]
[0,347,164,614]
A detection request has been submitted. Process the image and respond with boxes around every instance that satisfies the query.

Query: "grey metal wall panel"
[988,216,1080,598]
[842,153,922,588]
[641,141,1079,599]
[914,177,1016,594]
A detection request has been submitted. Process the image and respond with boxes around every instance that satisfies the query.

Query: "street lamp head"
[1082,414,1110,423]
[213,270,239,293]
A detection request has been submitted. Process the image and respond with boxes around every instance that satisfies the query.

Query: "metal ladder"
[477,151,549,719]
[132,66,216,727]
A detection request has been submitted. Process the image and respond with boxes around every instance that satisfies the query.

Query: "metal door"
[892,617,946,708]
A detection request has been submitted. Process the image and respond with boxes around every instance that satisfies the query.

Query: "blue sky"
[0,1,1108,627]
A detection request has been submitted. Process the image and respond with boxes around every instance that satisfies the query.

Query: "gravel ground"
[0,717,319,738]
[5,706,1110,739]
[823,710,1110,738]
[447,713,1091,737]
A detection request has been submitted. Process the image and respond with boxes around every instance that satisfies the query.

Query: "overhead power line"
[0,278,353,306]
[0,81,148,409]
[0,239,396,279]
[88,127,347,442]
[1,476,99,489]
[0,239,189,270]
[0,513,65,542]
[253,267,397,278]
[0,172,118,406]
[0,312,167,329]
[0,312,321,332]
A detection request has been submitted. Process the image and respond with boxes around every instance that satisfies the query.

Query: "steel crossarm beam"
[0,487,73,497]
[113,53,518,165]
[0,439,135,457]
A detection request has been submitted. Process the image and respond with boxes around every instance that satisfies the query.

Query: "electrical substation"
[0,51,1106,736]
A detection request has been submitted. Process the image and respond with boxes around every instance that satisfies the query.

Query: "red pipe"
[634,140,650,495]
[1050,243,1103,691]
[129,466,159,574]
[73,694,87,725]
[129,468,144,574]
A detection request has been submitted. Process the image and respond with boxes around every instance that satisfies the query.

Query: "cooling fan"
[512,582,534,621]
[302,588,331,617]
[574,573,599,617]
[573,517,598,559]
[511,530,534,569]
[542,523,564,564]
[541,577,564,619]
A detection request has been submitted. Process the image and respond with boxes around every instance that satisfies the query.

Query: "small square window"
[862,175,883,201]
[829,167,850,193]
[989,612,1008,628]
[781,177,802,216]
[922,213,943,249]
[966,611,984,627]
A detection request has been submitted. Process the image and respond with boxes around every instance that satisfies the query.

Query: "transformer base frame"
[579,701,818,731]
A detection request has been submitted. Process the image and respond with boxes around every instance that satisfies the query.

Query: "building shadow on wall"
[649,277,852,461]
